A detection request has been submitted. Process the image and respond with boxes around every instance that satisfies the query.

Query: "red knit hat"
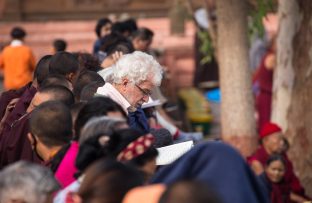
[260,122,282,139]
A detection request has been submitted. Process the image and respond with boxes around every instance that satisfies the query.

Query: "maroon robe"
[248,146,305,196]
[255,52,274,130]
[0,84,36,157]
[259,173,292,203]
[0,113,41,168]
[0,83,31,120]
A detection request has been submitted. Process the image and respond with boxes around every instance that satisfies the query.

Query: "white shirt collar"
[96,83,132,113]
[10,39,23,47]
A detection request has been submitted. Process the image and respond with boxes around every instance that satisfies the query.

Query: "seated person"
[28,101,76,188]
[72,160,144,203]
[0,161,60,203]
[248,122,307,198]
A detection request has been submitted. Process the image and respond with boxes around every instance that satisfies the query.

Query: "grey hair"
[0,161,60,203]
[111,51,163,86]
[79,116,127,144]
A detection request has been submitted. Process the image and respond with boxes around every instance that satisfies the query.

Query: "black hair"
[74,96,126,139]
[75,52,101,72]
[159,181,223,203]
[34,55,52,86]
[49,51,79,76]
[131,27,154,41]
[40,74,71,90]
[266,154,286,167]
[123,18,138,33]
[99,32,133,54]
[111,19,137,37]
[75,128,156,174]
[29,101,72,147]
[53,39,67,52]
[106,40,134,56]
[78,159,144,203]
[70,102,86,125]
[73,70,104,101]
[80,81,105,102]
[95,18,112,38]
[10,27,26,39]
[39,85,75,107]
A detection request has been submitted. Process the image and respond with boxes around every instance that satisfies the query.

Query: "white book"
[156,141,194,165]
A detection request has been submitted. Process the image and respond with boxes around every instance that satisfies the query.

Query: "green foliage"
[197,30,214,65]
[248,0,275,38]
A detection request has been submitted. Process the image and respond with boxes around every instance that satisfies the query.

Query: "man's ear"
[27,133,35,149]
[121,78,129,87]
[66,72,76,83]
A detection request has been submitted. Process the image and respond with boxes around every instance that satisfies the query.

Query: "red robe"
[254,52,274,130]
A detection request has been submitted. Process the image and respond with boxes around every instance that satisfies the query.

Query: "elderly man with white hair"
[96,51,163,133]
[0,161,60,203]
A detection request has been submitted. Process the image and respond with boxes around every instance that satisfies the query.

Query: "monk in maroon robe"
[0,85,74,168]
[248,122,308,201]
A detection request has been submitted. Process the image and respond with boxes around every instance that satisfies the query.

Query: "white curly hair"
[111,51,163,86]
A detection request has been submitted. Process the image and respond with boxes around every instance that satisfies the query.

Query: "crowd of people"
[0,17,310,203]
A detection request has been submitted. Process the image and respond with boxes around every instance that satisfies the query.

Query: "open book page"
[156,141,194,165]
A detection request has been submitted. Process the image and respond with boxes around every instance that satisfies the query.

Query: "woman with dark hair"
[76,128,158,181]
[260,154,309,203]
[73,159,144,203]
[93,18,112,55]
[54,128,158,203]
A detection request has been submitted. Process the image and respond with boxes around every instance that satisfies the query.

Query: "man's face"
[121,79,154,108]
[263,132,284,154]
[27,92,52,113]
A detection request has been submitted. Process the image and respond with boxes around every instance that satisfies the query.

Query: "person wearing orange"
[0,27,36,90]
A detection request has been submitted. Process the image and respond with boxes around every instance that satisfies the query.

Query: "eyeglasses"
[135,84,152,96]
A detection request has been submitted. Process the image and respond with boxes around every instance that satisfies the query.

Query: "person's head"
[111,19,137,38]
[74,96,127,139]
[49,51,79,83]
[27,85,75,113]
[75,128,157,180]
[28,101,72,161]
[265,154,286,183]
[40,74,73,90]
[76,52,101,72]
[122,184,166,203]
[131,28,154,52]
[159,181,222,203]
[0,161,60,203]
[99,33,134,67]
[53,39,67,53]
[80,81,105,102]
[95,18,113,38]
[111,51,163,107]
[79,116,128,144]
[260,123,284,154]
[33,55,52,87]
[10,27,26,40]
[74,159,144,203]
[73,70,104,101]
